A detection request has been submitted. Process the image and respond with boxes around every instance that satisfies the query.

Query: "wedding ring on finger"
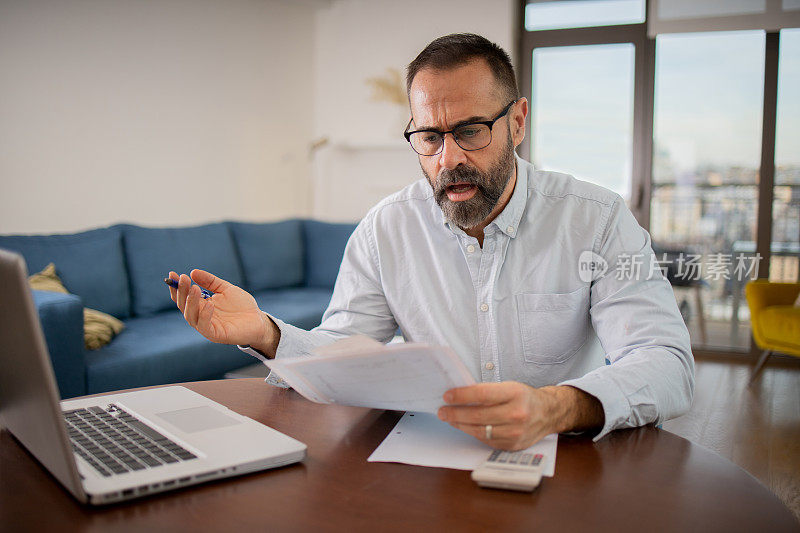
[485,424,493,440]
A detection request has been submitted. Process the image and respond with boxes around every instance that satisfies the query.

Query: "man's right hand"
[167,269,279,357]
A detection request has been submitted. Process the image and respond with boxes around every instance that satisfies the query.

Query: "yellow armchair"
[745,280,800,382]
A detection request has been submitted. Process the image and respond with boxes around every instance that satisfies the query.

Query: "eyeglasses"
[404,100,517,156]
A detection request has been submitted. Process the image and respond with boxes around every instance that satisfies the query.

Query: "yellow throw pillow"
[83,308,125,350]
[28,263,124,350]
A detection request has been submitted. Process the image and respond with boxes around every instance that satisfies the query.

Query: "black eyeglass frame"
[403,99,518,156]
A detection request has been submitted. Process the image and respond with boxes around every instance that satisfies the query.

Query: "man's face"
[408,59,527,228]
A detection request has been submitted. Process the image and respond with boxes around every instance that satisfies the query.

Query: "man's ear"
[511,98,528,148]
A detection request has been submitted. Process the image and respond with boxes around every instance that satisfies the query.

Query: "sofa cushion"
[0,227,130,318]
[122,223,244,317]
[229,220,304,291]
[303,220,358,288]
[254,287,333,331]
[84,311,254,394]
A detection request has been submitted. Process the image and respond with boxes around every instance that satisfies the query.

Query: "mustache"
[434,166,492,204]
[436,165,482,189]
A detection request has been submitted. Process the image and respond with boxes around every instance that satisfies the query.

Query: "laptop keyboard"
[63,405,197,477]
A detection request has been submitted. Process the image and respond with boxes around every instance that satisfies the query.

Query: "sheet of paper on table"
[368,412,557,476]
[263,336,477,413]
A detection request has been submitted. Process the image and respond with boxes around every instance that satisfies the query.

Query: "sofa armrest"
[32,290,86,399]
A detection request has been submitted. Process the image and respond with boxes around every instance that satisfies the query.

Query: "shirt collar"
[490,155,527,238]
[440,154,528,239]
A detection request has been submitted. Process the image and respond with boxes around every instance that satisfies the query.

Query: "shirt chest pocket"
[516,287,590,365]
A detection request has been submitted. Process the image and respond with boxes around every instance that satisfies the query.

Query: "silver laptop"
[0,249,306,505]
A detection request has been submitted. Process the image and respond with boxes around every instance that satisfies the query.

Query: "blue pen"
[164,277,213,299]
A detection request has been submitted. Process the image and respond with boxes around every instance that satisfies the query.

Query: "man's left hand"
[437,382,604,450]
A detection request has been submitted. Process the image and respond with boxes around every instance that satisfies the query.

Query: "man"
[168,33,694,451]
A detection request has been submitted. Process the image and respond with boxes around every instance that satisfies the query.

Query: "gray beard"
[423,133,515,229]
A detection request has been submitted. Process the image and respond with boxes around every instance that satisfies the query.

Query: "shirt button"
[485,362,494,370]
[507,226,515,234]
[467,245,476,253]
[480,303,489,312]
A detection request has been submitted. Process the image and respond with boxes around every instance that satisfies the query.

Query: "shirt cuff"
[235,314,301,388]
[235,344,289,388]
[559,372,631,442]
[269,314,305,361]
[265,313,327,387]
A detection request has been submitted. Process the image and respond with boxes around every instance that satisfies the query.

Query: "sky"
[653,30,766,174]
[532,43,634,196]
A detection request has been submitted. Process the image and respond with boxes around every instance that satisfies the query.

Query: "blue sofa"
[0,219,357,399]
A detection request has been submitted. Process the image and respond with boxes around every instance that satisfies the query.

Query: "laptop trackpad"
[156,406,242,433]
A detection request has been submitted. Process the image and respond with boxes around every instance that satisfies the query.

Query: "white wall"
[0,0,317,234]
[0,0,516,233]
[310,0,515,221]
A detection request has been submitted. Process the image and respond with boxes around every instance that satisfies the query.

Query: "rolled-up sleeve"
[560,197,695,441]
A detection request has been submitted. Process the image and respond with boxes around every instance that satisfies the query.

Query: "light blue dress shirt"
[255,155,694,441]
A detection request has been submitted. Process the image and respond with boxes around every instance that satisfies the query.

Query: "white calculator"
[471,449,545,492]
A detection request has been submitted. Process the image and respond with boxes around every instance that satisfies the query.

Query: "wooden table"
[0,379,796,532]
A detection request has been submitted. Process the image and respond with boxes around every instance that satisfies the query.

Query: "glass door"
[650,30,766,350]
[772,28,800,283]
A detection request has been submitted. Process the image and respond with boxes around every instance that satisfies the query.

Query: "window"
[531,43,635,198]
[772,28,800,282]
[650,31,765,349]
[520,4,799,354]
[525,0,645,32]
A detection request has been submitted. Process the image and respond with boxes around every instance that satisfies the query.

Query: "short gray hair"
[406,33,519,102]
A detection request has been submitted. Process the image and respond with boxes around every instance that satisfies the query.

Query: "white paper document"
[263,336,476,413]
[368,412,558,476]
